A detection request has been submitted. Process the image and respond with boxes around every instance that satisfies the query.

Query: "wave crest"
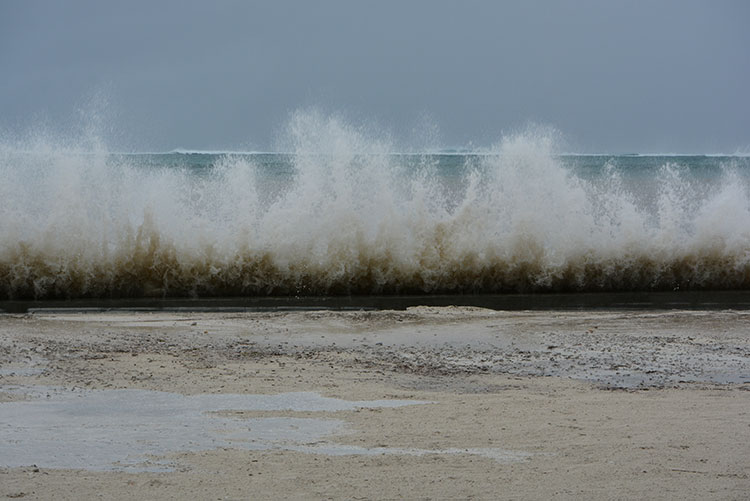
[2,115,750,299]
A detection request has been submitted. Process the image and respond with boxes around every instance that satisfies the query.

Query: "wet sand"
[1,308,749,499]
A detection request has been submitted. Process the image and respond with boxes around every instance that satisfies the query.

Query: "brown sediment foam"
[2,235,750,299]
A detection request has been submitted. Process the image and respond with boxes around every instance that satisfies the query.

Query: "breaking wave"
[2,112,750,299]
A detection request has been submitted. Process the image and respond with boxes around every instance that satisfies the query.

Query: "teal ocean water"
[2,129,749,299]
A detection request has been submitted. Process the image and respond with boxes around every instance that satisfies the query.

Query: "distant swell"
[2,113,750,299]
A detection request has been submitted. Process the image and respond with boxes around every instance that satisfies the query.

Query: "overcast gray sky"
[1,1,748,153]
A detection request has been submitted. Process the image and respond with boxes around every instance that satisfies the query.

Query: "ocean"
[2,132,749,301]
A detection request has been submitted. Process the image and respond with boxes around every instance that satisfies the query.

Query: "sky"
[1,0,748,153]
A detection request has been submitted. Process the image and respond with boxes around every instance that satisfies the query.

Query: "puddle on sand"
[0,359,47,376]
[0,387,531,472]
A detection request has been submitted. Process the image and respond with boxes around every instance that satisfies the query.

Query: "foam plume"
[1,113,749,299]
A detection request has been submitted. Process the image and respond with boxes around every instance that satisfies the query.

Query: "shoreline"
[1,308,749,499]
[5,289,750,314]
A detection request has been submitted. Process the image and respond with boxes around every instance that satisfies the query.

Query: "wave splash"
[2,113,750,299]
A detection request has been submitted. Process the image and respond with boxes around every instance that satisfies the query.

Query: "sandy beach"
[1,307,748,499]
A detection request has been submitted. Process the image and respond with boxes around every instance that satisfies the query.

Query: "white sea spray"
[1,112,749,298]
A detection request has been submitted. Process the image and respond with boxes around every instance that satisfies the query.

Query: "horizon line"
[4,147,749,157]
